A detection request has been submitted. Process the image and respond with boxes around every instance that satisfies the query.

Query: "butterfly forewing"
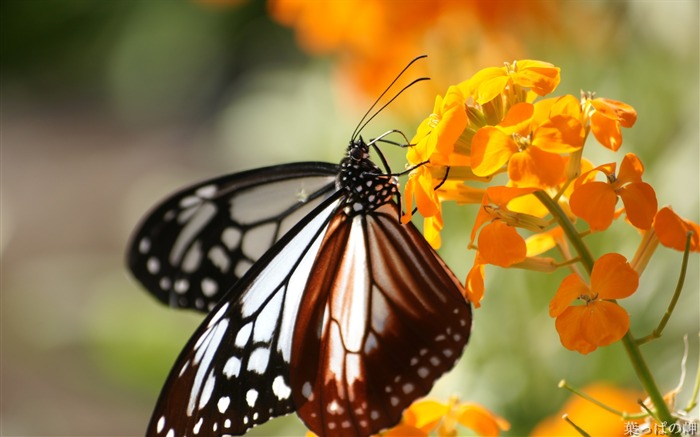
[148,195,343,437]
[290,202,471,436]
[128,163,338,312]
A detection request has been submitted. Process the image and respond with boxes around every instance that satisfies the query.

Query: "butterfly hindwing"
[128,163,338,312]
[290,202,472,436]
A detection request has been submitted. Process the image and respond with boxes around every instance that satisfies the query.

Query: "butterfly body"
[130,137,471,437]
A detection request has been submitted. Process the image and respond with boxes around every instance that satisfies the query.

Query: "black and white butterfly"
[127,57,472,437]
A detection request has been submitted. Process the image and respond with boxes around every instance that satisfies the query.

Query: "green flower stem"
[636,232,692,345]
[534,190,676,429]
[533,191,594,271]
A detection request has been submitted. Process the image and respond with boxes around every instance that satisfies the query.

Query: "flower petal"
[465,67,509,104]
[478,221,526,267]
[616,153,645,185]
[471,126,516,177]
[457,403,511,436]
[590,253,639,300]
[619,182,657,230]
[405,400,449,431]
[555,306,597,354]
[382,424,429,437]
[508,147,565,188]
[570,181,618,231]
[590,110,623,151]
[549,273,588,317]
[466,254,486,308]
[653,207,700,252]
[511,59,561,96]
[581,301,630,347]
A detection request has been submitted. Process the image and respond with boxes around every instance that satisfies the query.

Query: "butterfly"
[127,56,472,437]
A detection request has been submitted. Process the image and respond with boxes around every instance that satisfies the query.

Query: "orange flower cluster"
[404,59,699,355]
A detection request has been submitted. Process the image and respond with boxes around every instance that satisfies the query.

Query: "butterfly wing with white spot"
[290,202,472,436]
[128,163,338,312]
[147,196,342,437]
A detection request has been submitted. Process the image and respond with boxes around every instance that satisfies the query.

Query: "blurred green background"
[2,1,698,435]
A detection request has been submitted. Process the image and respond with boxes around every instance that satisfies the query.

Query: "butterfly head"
[347,137,370,162]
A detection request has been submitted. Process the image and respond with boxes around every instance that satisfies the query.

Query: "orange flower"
[409,85,468,166]
[569,153,657,231]
[653,207,700,252]
[471,95,584,188]
[549,253,639,354]
[403,86,468,227]
[383,397,509,437]
[586,97,638,151]
[470,186,546,267]
[465,59,561,105]
[531,384,644,436]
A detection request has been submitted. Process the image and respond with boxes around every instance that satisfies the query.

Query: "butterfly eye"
[349,144,365,161]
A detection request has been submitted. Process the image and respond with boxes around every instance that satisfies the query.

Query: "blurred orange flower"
[383,397,509,436]
[268,0,574,101]
[570,153,657,231]
[549,253,638,354]
[531,384,644,436]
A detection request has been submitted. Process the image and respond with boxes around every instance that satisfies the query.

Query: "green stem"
[621,333,676,427]
[636,232,692,345]
[533,191,594,270]
[534,190,677,429]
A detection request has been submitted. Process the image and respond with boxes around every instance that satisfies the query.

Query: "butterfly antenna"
[351,55,429,141]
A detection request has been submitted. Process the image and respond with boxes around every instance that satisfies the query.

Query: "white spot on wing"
[246,389,259,407]
[208,246,230,273]
[223,356,241,378]
[174,279,189,294]
[247,347,270,374]
[234,322,252,348]
[187,318,229,416]
[217,396,230,413]
[222,227,242,250]
[182,241,203,273]
[139,237,151,254]
[198,370,216,410]
[159,277,171,290]
[253,291,283,342]
[157,416,165,433]
[196,184,217,199]
[171,203,217,264]
[272,375,291,400]
[302,381,313,400]
[147,257,160,274]
[193,417,203,434]
[201,278,218,297]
